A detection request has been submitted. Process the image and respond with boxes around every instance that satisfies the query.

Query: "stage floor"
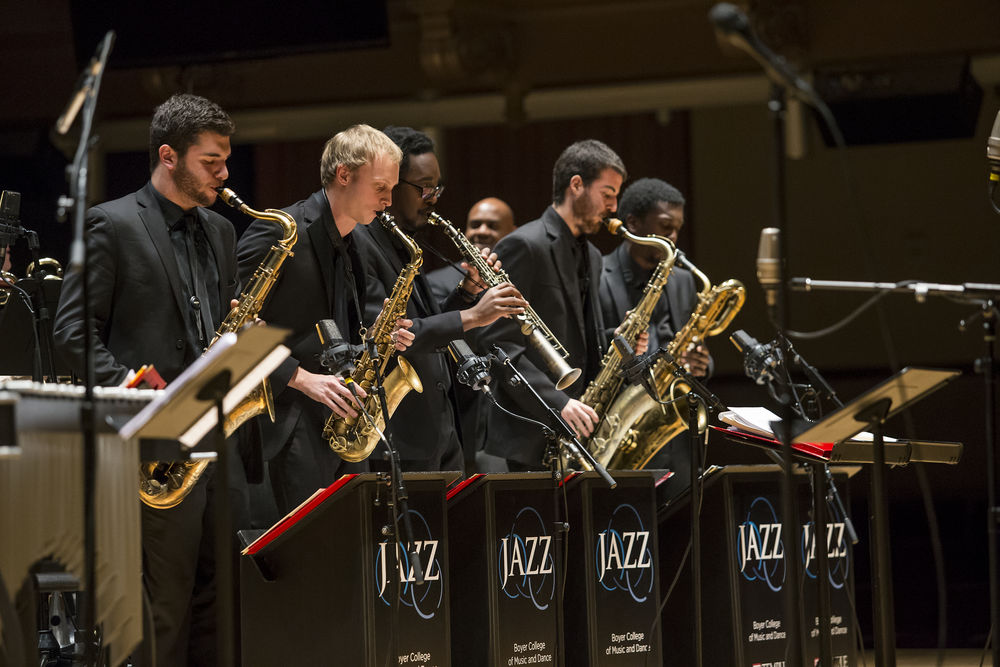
[866,649,989,666]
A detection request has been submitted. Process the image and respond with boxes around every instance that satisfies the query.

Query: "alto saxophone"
[581,219,676,467]
[139,187,297,509]
[426,211,581,390]
[603,254,745,469]
[323,212,423,461]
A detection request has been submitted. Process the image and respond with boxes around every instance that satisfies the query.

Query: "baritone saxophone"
[580,219,676,467]
[139,187,297,509]
[603,254,745,470]
[322,212,423,461]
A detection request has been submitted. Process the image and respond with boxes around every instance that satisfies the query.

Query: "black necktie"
[184,213,216,349]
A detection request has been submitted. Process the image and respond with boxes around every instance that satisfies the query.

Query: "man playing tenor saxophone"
[53,94,245,666]
[483,139,638,471]
[235,124,413,516]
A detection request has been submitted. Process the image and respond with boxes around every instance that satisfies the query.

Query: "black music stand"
[790,366,959,667]
[120,324,289,667]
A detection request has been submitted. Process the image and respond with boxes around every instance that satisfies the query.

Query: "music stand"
[120,324,289,667]
[788,366,959,667]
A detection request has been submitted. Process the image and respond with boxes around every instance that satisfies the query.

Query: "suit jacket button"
[436,381,446,391]
[175,339,184,350]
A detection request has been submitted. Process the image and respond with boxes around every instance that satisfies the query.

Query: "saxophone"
[581,219,676,467]
[601,254,746,469]
[323,212,423,461]
[139,187,297,509]
[426,211,581,390]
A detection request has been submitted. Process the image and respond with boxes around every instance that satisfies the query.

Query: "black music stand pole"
[686,391,704,667]
[975,301,1000,667]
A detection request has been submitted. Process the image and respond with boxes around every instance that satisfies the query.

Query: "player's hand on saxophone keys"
[562,398,599,438]
[288,367,365,418]
[460,282,527,330]
[459,247,501,295]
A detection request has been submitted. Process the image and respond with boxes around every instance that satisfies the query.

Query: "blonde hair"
[320,124,403,186]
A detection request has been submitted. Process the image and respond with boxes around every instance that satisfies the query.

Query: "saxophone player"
[235,124,413,517]
[353,126,526,473]
[598,177,713,474]
[483,139,632,471]
[52,94,244,667]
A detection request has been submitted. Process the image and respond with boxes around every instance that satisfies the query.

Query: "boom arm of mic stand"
[655,349,728,415]
[363,338,425,585]
[489,345,616,488]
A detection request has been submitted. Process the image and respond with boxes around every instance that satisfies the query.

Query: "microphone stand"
[793,276,1000,666]
[767,79,808,667]
[488,345,616,489]
[363,337,425,590]
[23,229,58,382]
[56,30,114,666]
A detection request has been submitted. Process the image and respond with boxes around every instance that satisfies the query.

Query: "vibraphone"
[0,380,158,666]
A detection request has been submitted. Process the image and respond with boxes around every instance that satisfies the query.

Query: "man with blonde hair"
[236,123,410,515]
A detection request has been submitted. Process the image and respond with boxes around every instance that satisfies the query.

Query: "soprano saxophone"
[581,219,676,467]
[139,187,297,509]
[603,254,745,469]
[323,212,423,461]
[426,211,580,390]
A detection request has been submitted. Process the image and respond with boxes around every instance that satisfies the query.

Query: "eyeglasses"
[399,178,445,201]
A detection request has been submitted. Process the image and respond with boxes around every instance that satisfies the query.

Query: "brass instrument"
[426,211,581,390]
[601,253,746,470]
[139,187,297,509]
[582,219,676,467]
[0,270,15,306]
[0,258,64,306]
[323,212,423,461]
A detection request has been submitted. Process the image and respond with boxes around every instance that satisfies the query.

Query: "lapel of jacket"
[604,245,632,324]
[543,208,585,333]
[136,182,189,321]
[303,191,337,312]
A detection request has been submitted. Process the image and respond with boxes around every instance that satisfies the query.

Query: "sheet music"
[717,407,897,443]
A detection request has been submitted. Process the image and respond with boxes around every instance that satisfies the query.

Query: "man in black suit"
[482,139,627,470]
[236,124,411,516]
[53,94,240,666]
[599,177,712,476]
[353,126,525,473]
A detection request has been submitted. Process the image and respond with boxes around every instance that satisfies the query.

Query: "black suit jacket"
[481,206,605,466]
[599,242,714,375]
[236,189,366,460]
[352,220,467,468]
[54,181,239,386]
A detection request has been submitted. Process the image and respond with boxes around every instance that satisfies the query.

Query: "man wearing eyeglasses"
[352,125,526,473]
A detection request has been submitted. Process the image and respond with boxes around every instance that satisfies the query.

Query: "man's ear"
[568,174,584,195]
[158,144,176,170]
[335,164,352,186]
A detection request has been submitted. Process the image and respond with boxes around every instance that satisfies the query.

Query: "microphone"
[988,109,1000,182]
[708,3,818,106]
[612,335,659,400]
[446,339,492,392]
[316,320,357,377]
[756,227,781,310]
[55,31,116,136]
[729,329,780,385]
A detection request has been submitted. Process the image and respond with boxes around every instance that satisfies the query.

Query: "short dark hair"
[382,125,435,178]
[618,178,685,221]
[551,139,626,205]
[148,94,235,173]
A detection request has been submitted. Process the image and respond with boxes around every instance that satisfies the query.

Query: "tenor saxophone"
[581,219,676,467]
[603,254,745,469]
[323,212,423,461]
[139,187,297,509]
[426,212,581,390]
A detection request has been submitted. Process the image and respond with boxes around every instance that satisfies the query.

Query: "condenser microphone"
[756,227,781,309]
[708,3,818,106]
[316,319,357,376]
[729,329,780,385]
[446,339,492,392]
[988,109,1000,181]
[55,31,116,135]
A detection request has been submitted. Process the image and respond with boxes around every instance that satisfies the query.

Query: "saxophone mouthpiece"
[604,218,624,236]
[215,187,246,211]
